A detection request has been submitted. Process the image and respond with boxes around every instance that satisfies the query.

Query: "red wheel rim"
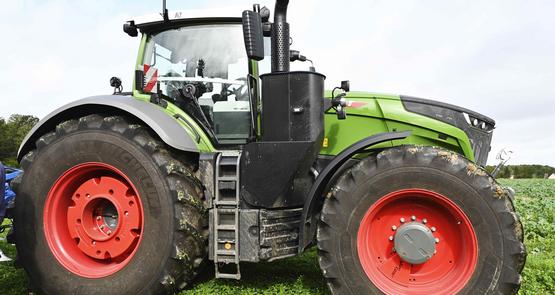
[44,162,144,278]
[357,189,477,295]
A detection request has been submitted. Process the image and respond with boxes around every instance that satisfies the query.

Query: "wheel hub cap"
[43,163,144,278]
[66,176,141,259]
[394,222,436,264]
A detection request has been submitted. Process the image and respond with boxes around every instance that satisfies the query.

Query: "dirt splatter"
[493,184,506,199]
[466,163,487,176]
[407,146,421,154]
[438,150,459,165]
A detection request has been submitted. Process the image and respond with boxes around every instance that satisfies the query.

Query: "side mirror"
[341,80,350,92]
[123,21,138,37]
[242,10,265,61]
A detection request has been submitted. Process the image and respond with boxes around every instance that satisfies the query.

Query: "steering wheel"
[225,77,249,101]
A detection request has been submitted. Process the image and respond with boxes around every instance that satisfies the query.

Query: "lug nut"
[389,236,394,241]
[457,221,462,225]
[422,218,427,224]
[99,225,105,229]
[435,238,440,243]
[107,230,112,235]
[92,241,96,245]
[96,216,101,221]
[431,227,436,232]
[392,225,397,231]
[411,215,416,221]
[400,217,405,223]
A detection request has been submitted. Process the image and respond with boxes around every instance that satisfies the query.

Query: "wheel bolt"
[422,218,427,224]
[92,241,96,245]
[411,215,416,221]
[389,236,394,241]
[400,217,405,223]
[96,216,101,221]
[435,238,440,243]
[99,225,105,229]
[457,221,462,225]
[107,230,112,235]
[392,225,397,231]
[431,227,436,232]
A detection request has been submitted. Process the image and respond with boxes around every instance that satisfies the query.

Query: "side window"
[142,24,252,143]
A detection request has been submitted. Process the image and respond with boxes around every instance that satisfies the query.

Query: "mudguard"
[18,95,199,161]
[299,131,411,251]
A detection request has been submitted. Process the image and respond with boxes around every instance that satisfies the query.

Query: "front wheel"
[317,146,525,295]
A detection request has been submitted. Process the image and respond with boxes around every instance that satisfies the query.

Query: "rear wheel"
[317,146,525,295]
[14,115,207,294]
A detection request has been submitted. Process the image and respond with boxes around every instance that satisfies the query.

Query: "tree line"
[0,115,39,167]
[485,164,555,179]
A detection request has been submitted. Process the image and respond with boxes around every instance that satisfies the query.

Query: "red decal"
[346,101,367,108]
[143,64,158,93]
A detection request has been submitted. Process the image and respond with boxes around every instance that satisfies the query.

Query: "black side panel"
[260,71,325,142]
[259,208,301,261]
[241,141,316,208]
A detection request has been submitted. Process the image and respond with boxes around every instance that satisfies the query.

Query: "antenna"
[162,0,169,22]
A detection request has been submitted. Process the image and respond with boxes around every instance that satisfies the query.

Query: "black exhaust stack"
[272,0,290,72]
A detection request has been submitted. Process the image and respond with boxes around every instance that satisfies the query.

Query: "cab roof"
[130,9,242,33]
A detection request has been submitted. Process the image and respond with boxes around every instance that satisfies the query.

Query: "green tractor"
[12,1,525,294]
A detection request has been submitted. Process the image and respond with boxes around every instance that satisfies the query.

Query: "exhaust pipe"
[271,0,290,72]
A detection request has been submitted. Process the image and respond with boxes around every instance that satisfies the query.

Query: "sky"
[0,0,553,166]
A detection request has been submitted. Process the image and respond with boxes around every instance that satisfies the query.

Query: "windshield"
[143,24,249,102]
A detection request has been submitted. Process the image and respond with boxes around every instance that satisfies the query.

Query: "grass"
[1,179,554,294]
[498,179,555,295]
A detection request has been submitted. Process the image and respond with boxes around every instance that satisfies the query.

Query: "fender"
[17,95,199,161]
[299,131,411,251]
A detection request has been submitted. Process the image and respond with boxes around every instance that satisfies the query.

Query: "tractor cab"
[127,15,255,144]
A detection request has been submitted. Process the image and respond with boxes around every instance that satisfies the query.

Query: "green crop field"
[1,179,554,294]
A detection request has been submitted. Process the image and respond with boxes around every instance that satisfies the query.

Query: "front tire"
[14,115,207,294]
[317,146,525,295]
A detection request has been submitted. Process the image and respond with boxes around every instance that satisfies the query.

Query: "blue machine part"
[1,163,21,224]
[0,163,5,224]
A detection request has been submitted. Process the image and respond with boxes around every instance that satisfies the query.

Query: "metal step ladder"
[213,151,241,279]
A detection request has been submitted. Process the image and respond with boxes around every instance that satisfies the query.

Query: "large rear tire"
[317,146,525,295]
[13,115,208,294]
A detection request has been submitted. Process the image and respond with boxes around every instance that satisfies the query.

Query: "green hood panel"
[321,91,475,161]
